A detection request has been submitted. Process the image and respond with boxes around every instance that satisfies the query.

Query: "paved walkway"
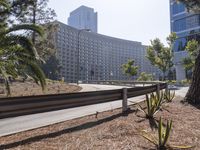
[80,84,130,91]
[0,84,189,137]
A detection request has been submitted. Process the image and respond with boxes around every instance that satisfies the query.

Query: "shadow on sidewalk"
[0,109,135,149]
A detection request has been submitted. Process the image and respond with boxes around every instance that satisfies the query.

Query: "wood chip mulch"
[0,80,81,97]
[0,96,200,150]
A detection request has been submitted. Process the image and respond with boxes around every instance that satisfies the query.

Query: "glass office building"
[68,6,98,33]
[170,0,200,80]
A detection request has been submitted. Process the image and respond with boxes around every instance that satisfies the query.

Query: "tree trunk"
[32,0,37,44]
[185,69,188,81]
[185,46,200,104]
[162,71,166,81]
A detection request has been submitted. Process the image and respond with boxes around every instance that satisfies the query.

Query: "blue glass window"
[174,15,200,32]
[199,15,200,25]
[186,15,200,29]
[172,3,185,15]
[173,19,186,32]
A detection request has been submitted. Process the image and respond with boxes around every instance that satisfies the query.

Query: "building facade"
[55,21,160,83]
[68,5,98,33]
[170,0,200,80]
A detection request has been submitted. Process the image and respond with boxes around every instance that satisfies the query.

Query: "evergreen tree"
[182,57,193,80]
[18,0,56,43]
[146,33,176,80]
[137,72,153,81]
[182,40,199,80]
[16,0,60,80]
[122,59,139,80]
[0,0,46,95]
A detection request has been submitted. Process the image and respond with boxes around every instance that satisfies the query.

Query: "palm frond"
[0,0,9,8]
[5,24,44,37]
[1,35,40,59]
[25,60,46,91]
[0,0,45,96]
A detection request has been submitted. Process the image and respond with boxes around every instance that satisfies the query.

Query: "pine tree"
[122,59,139,80]
[16,0,60,80]
[0,0,46,95]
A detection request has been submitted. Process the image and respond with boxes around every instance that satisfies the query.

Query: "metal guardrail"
[0,82,167,119]
[82,80,166,86]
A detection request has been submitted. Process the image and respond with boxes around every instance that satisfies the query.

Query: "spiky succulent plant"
[140,118,194,150]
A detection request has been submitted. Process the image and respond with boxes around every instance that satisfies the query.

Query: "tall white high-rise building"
[68,5,98,33]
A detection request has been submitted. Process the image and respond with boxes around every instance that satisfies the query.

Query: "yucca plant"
[140,118,194,150]
[164,89,175,103]
[138,91,164,119]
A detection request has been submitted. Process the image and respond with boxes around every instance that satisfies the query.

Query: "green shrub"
[60,77,65,83]
[166,80,176,84]
[181,79,188,85]
[171,80,177,84]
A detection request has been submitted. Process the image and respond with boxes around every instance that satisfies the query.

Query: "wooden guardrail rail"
[0,82,167,119]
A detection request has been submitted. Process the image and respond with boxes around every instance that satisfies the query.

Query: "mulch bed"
[0,80,81,97]
[0,96,199,150]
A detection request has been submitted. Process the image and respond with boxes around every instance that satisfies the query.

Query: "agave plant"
[140,118,194,150]
[138,91,164,119]
[164,89,175,103]
[0,0,46,96]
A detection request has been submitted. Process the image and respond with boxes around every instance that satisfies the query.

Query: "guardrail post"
[157,83,160,97]
[122,88,128,113]
[165,83,168,92]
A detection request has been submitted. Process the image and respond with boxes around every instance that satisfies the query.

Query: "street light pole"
[110,71,113,80]
[77,29,90,85]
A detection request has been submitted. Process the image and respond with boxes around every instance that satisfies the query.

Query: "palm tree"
[0,0,46,96]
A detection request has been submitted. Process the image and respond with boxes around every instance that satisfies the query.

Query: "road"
[0,84,189,137]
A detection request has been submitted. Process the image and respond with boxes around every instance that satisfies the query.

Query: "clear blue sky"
[49,0,170,46]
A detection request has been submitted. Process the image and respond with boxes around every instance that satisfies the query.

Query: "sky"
[49,0,171,46]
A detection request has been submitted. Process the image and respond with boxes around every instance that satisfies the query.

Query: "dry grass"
[0,96,199,149]
[0,80,81,97]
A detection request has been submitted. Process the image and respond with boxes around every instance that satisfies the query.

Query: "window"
[174,15,200,32]
[173,18,186,32]
[172,2,185,15]
[186,15,200,29]
[87,12,90,21]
